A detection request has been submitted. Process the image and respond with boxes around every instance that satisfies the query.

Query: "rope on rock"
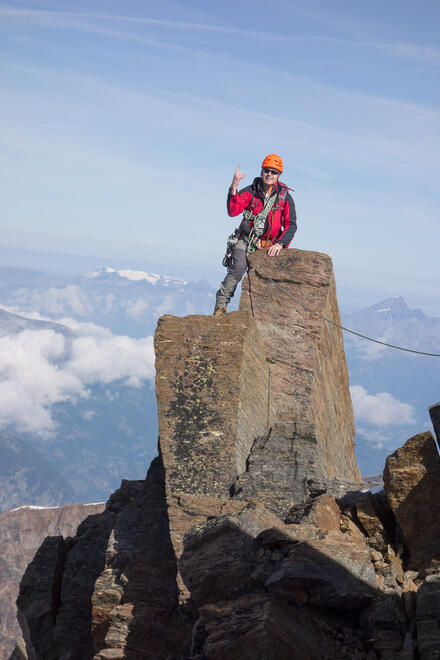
[247,255,440,358]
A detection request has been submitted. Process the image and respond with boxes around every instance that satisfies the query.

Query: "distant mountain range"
[0,432,76,512]
[0,307,74,337]
[0,265,216,337]
[343,296,440,474]
[344,296,440,349]
[0,267,437,507]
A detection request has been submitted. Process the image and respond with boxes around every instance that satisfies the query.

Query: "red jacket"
[227,177,297,247]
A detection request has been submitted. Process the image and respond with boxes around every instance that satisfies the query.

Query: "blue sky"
[1,0,440,313]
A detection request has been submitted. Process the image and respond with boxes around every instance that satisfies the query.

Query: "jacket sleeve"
[277,193,297,247]
[227,187,253,217]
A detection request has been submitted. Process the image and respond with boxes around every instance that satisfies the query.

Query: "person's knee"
[229,249,247,281]
[217,241,247,307]
[221,274,238,294]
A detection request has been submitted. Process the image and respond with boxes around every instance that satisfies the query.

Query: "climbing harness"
[222,193,276,266]
[222,182,291,267]
[247,255,440,358]
[244,193,277,254]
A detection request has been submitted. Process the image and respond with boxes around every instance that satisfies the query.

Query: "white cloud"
[287,5,440,67]
[345,334,389,362]
[13,285,92,317]
[0,325,155,436]
[356,427,401,451]
[375,42,440,67]
[116,418,134,437]
[54,317,113,338]
[350,385,416,426]
[0,5,332,43]
[68,334,153,387]
[154,296,178,317]
[5,5,440,70]
[125,298,150,320]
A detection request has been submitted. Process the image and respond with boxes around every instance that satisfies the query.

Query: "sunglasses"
[263,168,280,175]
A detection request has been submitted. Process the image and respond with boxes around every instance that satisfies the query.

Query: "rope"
[247,255,440,358]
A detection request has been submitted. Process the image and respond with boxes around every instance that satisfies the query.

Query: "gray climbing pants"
[216,238,248,307]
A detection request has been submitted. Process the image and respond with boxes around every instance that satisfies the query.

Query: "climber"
[214,154,297,315]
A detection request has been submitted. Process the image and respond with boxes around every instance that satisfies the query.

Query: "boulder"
[199,594,328,660]
[383,432,440,571]
[266,530,377,612]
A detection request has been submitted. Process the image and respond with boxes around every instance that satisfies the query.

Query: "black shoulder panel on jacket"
[237,184,253,195]
[286,192,296,221]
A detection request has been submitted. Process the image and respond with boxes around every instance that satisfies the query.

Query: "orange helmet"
[261,154,283,173]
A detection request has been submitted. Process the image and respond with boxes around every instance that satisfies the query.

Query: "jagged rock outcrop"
[14,250,440,659]
[0,503,104,660]
[384,431,440,572]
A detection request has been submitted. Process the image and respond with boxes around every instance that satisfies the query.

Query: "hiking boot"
[213,305,226,316]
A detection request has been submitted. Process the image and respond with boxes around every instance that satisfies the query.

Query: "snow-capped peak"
[118,269,161,284]
[85,267,187,286]
[353,296,425,321]
[85,266,116,278]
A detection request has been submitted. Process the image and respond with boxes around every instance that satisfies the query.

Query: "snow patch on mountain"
[9,502,105,512]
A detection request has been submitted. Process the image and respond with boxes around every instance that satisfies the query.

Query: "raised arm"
[229,165,246,195]
[227,165,252,216]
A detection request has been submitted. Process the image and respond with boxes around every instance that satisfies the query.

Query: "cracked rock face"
[14,249,440,659]
[241,249,360,482]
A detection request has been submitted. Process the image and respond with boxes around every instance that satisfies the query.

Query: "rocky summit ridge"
[12,249,440,659]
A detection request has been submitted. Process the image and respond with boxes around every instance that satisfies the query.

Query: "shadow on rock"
[179,500,411,660]
[94,455,195,659]
[17,506,115,660]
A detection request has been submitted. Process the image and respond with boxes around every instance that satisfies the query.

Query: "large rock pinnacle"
[19,249,419,660]
[153,250,361,584]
